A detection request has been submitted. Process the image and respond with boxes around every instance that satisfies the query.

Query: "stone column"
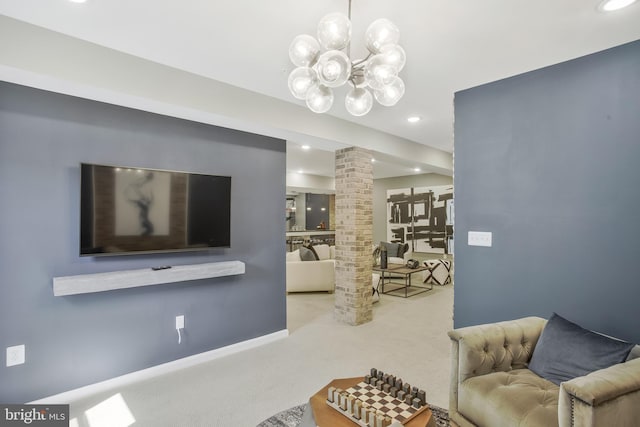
[334,147,373,325]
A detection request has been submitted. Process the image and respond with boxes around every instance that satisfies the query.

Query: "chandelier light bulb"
[317,13,352,50]
[306,84,334,113]
[374,76,405,106]
[316,50,352,88]
[345,87,373,116]
[379,44,406,72]
[364,18,400,53]
[364,54,398,90]
[288,67,319,100]
[289,34,321,67]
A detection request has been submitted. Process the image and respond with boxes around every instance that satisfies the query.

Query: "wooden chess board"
[326,376,429,426]
[345,381,426,424]
[309,377,433,427]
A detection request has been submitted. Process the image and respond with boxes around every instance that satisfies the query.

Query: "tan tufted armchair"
[448,316,640,427]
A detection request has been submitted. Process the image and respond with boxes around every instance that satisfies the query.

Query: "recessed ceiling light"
[301,145,310,150]
[407,116,422,123]
[297,169,304,174]
[598,0,637,11]
[414,167,421,172]
[69,0,87,3]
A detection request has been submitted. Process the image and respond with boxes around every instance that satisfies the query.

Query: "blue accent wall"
[453,40,640,343]
[0,82,287,402]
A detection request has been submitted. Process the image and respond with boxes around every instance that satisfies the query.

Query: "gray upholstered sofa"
[448,316,640,427]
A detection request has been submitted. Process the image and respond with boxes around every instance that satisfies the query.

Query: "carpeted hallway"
[66,284,453,426]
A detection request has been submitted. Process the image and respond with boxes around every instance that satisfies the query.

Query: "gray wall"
[373,174,453,245]
[0,82,286,402]
[453,40,640,343]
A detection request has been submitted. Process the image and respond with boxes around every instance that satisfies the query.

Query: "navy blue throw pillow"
[528,313,634,385]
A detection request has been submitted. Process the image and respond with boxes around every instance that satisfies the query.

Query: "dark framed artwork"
[387,185,454,254]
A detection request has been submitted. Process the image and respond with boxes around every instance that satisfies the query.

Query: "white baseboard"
[31,329,289,404]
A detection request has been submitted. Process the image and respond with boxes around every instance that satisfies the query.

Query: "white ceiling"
[1,0,639,179]
[286,140,429,179]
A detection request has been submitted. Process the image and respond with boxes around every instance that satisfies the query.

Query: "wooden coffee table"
[309,377,435,427]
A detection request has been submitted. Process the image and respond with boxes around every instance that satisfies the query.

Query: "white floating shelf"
[53,261,245,296]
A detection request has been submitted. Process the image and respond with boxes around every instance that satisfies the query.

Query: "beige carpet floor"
[66,284,453,426]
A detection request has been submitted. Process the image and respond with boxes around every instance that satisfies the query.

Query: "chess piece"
[353,401,362,419]
[417,390,427,405]
[327,386,336,402]
[347,395,355,414]
[340,392,348,410]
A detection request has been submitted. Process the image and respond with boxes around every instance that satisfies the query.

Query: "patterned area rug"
[257,403,450,427]
[257,404,306,427]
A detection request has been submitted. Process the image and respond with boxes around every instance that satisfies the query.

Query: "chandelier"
[287,1,406,116]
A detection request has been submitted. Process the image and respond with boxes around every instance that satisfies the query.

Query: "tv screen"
[80,163,231,256]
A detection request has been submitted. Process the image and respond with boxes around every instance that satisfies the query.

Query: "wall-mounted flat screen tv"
[80,163,231,256]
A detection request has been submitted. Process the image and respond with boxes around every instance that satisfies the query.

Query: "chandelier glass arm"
[352,54,373,68]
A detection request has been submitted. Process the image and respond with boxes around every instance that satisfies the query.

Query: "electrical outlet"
[7,345,25,367]
[468,231,492,247]
[176,315,184,330]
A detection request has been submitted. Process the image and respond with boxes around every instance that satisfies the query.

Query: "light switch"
[468,231,492,247]
[6,345,25,367]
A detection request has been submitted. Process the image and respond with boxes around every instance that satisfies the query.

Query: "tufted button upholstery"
[449,317,640,427]
[448,317,544,384]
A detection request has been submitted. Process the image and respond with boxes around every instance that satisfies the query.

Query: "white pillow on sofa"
[286,250,301,262]
[313,244,331,260]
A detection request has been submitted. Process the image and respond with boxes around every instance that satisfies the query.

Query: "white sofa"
[286,244,335,293]
[286,243,451,294]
